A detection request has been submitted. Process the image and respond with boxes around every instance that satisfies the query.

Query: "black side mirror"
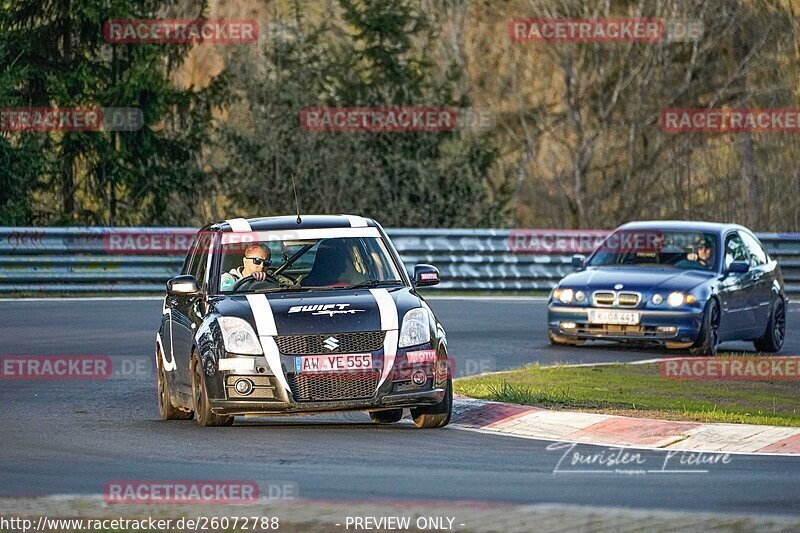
[572,254,586,269]
[167,275,201,295]
[727,261,750,274]
[412,264,440,287]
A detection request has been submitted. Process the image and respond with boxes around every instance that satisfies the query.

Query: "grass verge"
[454,361,800,427]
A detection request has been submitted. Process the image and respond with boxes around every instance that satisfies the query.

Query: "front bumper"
[548,304,704,343]
[206,343,446,416]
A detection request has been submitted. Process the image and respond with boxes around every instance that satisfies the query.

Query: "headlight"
[218,316,262,355]
[553,288,574,304]
[399,308,431,348]
[666,292,685,308]
[652,294,663,305]
[575,290,586,302]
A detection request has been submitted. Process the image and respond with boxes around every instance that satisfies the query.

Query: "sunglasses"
[245,256,270,266]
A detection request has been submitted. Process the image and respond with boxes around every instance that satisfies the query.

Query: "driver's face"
[698,245,711,261]
[242,247,267,276]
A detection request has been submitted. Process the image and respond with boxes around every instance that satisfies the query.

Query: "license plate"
[296,354,373,373]
[589,310,640,325]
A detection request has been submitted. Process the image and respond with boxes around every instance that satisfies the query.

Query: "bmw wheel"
[690,299,720,356]
[754,298,786,353]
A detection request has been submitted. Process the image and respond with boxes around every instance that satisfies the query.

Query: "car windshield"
[218,236,403,293]
[587,230,718,271]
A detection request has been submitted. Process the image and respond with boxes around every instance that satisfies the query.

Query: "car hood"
[212,287,421,335]
[560,267,715,293]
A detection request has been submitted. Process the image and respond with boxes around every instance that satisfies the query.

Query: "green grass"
[455,362,800,427]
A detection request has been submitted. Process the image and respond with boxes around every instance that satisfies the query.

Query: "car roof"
[210,214,378,232]
[616,220,749,235]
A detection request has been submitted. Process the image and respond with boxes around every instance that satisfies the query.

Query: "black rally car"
[155,215,451,427]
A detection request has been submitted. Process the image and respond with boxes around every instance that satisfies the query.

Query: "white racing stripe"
[220,227,379,244]
[225,218,252,232]
[245,294,291,393]
[370,288,399,390]
[341,214,369,227]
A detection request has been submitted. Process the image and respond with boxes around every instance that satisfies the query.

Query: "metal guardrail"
[1,227,800,294]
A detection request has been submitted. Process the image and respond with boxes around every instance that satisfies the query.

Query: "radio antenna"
[291,173,302,224]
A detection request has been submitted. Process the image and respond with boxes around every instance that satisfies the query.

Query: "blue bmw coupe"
[547,221,787,355]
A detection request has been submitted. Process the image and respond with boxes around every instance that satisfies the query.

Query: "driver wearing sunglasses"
[220,243,270,291]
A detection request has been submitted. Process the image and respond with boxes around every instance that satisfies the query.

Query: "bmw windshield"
[587,230,719,271]
[217,236,403,293]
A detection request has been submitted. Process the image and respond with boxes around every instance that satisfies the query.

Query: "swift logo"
[288,303,366,317]
[323,337,340,351]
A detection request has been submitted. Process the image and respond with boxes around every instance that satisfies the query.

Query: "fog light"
[657,326,677,334]
[234,378,254,396]
[411,370,427,386]
[560,322,577,330]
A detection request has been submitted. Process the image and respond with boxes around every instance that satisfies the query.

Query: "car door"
[171,230,214,391]
[738,230,773,337]
[717,232,755,340]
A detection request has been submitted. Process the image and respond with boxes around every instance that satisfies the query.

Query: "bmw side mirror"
[572,254,586,269]
[167,275,201,295]
[727,261,750,274]
[413,264,440,287]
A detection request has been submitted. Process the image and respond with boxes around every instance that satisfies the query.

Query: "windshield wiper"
[254,286,313,293]
[342,279,404,290]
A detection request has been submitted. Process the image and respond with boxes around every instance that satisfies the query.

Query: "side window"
[190,232,213,290]
[181,234,201,275]
[739,231,768,267]
[724,233,748,269]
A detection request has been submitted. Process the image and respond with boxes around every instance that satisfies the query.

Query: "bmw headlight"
[218,316,262,355]
[666,292,685,308]
[553,288,575,304]
[399,308,431,348]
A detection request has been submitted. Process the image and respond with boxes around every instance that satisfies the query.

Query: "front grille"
[593,291,615,306]
[617,292,641,307]
[288,371,379,401]
[591,291,641,307]
[275,331,385,355]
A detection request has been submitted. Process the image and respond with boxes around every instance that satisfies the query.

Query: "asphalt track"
[0,297,799,516]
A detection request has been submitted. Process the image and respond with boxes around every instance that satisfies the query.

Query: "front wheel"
[369,409,403,424]
[157,348,193,420]
[411,378,452,428]
[690,299,720,356]
[548,331,585,346]
[192,355,233,427]
[754,298,786,353]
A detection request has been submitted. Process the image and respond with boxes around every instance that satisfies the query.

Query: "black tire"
[548,331,585,346]
[690,299,720,356]
[369,409,404,424]
[754,297,786,353]
[411,378,452,428]
[157,348,193,420]
[192,355,234,427]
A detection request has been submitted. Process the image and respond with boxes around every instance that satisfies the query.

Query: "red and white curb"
[451,397,800,456]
